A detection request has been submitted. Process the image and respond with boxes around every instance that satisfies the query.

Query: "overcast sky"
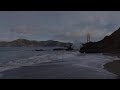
[0,11,120,42]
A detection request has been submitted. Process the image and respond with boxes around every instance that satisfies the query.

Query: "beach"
[0,52,117,79]
[104,60,120,79]
[0,62,116,79]
[102,53,120,79]
[0,47,118,79]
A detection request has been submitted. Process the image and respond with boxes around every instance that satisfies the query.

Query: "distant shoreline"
[0,39,73,47]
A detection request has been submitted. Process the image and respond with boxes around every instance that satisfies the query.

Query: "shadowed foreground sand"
[0,61,116,79]
[104,60,120,79]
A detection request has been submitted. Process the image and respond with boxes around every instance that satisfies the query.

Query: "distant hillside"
[0,39,72,47]
[80,27,120,53]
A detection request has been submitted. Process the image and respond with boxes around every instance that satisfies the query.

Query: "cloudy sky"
[0,11,120,42]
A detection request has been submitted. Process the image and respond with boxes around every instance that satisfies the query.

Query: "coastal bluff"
[80,27,120,53]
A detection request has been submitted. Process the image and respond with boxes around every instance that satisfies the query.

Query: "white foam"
[0,50,119,78]
[0,51,78,72]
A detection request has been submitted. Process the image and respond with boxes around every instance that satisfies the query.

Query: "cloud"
[51,11,120,42]
[1,11,120,42]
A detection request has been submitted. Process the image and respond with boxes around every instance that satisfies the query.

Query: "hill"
[0,39,72,47]
[80,27,120,53]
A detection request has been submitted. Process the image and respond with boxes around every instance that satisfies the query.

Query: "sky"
[0,11,120,43]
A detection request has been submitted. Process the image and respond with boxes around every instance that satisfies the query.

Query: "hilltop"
[0,39,72,47]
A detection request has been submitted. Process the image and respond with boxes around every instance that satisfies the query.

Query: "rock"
[80,42,102,53]
[66,45,74,51]
[53,48,67,51]
[53,44,74,51]
[35,49,44,51]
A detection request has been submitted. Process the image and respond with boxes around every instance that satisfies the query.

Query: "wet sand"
[0,53,118,79]
[0,64,101,79]
[103,53,120,79]
[0,64,98,79]
[0,61,116,79]
[103,60,120,79]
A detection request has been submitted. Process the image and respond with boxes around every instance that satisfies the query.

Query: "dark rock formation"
[80,42,102,53]
[66,44,74,51]
[80,27,120,53]
[35,49,44,51]
[53,48,67,51]
[53,44,74,51]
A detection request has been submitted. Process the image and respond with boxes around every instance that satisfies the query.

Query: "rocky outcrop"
[53,44,74,51]
[66,44,74,51]
[80,27,120,53]
[34,49,44,51]
[0,39,72,48]
[53,48,67,51]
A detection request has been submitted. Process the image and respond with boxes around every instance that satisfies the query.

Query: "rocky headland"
[80,27,120,53]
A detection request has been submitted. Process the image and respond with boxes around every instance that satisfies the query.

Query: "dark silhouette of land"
[0,39,72,48]
[80,27,120,53]
[103,60,120,79]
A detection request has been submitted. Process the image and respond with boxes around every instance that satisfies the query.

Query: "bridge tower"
[87,33,90,43]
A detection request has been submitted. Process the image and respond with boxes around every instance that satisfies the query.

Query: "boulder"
[35,49,44,51]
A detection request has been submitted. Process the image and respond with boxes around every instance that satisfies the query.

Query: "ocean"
[0,47,119,79]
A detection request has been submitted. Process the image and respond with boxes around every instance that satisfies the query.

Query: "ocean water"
[0,47,119,79]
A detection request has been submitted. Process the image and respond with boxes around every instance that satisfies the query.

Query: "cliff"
[80,27,120,53]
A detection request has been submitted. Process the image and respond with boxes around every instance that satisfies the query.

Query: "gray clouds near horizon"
[0,11,120,42]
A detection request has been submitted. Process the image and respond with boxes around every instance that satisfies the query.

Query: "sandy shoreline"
[0,53,119,79]
[103,60,120,79]
[0,61,117,79]
[0,63,102,79]
[102,53,120,79]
